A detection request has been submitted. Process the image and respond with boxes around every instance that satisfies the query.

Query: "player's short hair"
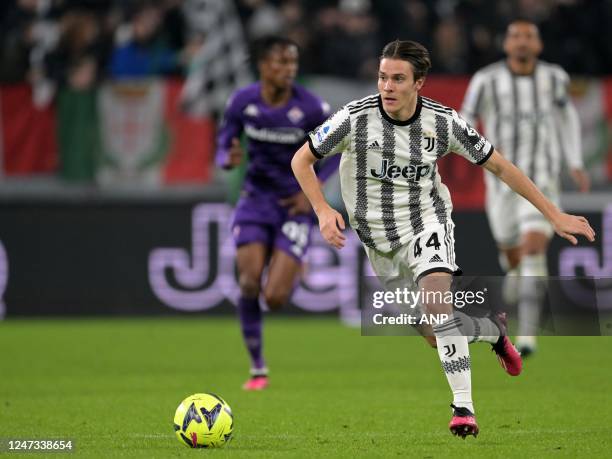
[380,40,431,81]
[253,36,298,63]
[506,18,540,35]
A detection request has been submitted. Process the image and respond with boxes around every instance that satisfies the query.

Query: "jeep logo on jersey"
[371,159,431,182]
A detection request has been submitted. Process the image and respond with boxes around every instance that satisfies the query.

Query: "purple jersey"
[216,82,334,197]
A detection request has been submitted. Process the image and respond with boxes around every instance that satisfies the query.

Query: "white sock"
[502,268,520,305]
[517,254,547,343]
[432,316,474,413]
[454,310,501,344]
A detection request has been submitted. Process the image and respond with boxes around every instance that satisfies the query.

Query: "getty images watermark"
[370,287,487,326]
[361,276,611,336]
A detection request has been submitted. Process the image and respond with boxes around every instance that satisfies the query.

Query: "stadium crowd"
[1,0,611,91]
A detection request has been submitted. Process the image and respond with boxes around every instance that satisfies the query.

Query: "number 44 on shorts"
[413,232,441,258]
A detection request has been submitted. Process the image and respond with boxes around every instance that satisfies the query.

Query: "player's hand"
[317,206,346,249]
[551,212,595,245]
[570,168,590,193]
[279,192,312,216]
[223,138,243,169]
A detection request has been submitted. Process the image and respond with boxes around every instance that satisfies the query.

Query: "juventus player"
[292,40,595,437]
[461,20,590,356]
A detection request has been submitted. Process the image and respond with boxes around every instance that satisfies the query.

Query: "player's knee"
[521,232,549,256]
[239,275,261,298]
[263,289,289,310]
[521,244,545,256]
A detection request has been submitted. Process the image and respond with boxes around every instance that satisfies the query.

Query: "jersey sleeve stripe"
[315,117,351,157]
[349,102,379,115]
[475,146,494,165]
[307,136,324,159]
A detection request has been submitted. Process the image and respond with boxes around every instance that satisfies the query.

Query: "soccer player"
[216,36,338,391]
[461,20,590,356]
[292,40,595,437]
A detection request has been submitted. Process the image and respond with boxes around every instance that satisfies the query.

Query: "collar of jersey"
[378,95,422,126]
[505,59,539,77]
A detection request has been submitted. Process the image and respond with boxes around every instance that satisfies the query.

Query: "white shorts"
[485,182,559,248]
[365,222,461,285]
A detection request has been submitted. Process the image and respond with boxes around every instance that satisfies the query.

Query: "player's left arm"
[482,150,595,245]
[555,94,590,192]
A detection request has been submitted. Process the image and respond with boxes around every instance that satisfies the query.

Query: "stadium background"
[1,1,612,457]
[0,0,610,317]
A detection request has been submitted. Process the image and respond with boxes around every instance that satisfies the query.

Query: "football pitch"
[1,317,611,458]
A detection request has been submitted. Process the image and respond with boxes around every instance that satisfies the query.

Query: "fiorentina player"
[216,36,338,391]
[292,40,594,437]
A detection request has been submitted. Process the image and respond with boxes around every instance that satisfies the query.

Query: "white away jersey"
[461,60,582,191]
[308,94,493,253]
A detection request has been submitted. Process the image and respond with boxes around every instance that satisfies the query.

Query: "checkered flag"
[181,0,253,118]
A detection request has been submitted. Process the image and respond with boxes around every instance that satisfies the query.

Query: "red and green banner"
[1,79,214,184]
[0,84,57,175]
[1,77,611,198]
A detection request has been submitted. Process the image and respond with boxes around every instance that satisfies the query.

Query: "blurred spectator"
[2,0,612,83]
[109,1,181,78]
[279,0,316,73]
[431,18,468,74]
[373,0,438,50]
[238,0,284,39]
[312,0,381,79]
[540,0,612,74]
[0,0,62,106]
[45,10,111,90]
[180,0,252,118]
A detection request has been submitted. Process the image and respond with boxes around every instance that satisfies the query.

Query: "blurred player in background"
[292,39,595,437]
[461,19,590,356]
[216,36,337,391]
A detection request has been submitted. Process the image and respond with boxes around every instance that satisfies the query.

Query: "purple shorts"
[232,193,315,262]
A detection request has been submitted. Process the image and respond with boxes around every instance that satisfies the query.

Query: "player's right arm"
[215,93,244,169]
[292,105,351,249]
[292,143,346,249]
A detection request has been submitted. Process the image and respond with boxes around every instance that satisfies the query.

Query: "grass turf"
[0,317,611,458]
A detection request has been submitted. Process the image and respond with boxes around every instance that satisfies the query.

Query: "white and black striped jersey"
[461,60,582,191]
[308,94,493,253]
